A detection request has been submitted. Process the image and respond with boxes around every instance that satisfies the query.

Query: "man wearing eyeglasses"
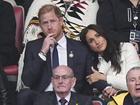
[34,65,93,105]
[18,4,94,105]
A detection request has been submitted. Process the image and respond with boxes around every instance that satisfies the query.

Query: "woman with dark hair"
[80,24,140,98]
[0,62,9,105]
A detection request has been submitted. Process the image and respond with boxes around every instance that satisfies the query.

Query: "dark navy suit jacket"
[34,91,93,105]
[22,37,93,94]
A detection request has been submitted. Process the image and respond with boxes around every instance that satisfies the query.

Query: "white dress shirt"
[50,35,68,67]
[45,35,68,91]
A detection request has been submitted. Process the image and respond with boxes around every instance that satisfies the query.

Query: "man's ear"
[59,17,64,25]
[51,77,53,83]
[72,77,77,88]
[59,17,64,21]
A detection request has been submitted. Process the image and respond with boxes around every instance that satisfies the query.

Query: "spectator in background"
[97,0,140,52]
[17,4,93,105]
[34,65,93,105]
[80,24,140,98]
[17,0,99,91]
[0,0,20,66]
[108,67,140,105]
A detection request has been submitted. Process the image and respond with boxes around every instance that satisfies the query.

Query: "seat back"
[4,6,24,80]
[14,6,24,53]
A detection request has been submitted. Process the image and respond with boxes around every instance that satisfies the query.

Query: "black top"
[97,0,140,43]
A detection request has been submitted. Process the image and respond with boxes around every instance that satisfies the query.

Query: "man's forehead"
[54,68,71,74]
[128,70,140,78]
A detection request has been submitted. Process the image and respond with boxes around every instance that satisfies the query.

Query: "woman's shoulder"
[120,42,136,52]
[120,42,133,48]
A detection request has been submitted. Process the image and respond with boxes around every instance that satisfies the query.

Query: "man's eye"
[42,21,49,24]
[62,76,69,79]
[51,20,56,23]
[88,39,94,44]
[53,76,59,79]
[130,79,135,82]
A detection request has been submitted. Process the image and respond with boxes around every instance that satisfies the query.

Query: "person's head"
[126,67,140,98]
[80,24,121,73]
[80,24,107,54]
[38,4,64,41]
[51,65,76,97]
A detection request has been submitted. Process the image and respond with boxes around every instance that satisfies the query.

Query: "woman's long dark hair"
[80,24,121,74]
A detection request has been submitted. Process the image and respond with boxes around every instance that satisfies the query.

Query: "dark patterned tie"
[52,43,59,68]
[59,98,67,105]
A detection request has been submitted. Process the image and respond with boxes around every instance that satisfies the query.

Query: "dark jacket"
[0,70,9,105]
[22,37,93,95]
[97,0,140,43]
[34,91,93,105]
[108,92,136,105]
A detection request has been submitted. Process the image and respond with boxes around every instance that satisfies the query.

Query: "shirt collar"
[56,92,71,104]
[57,34,67,49]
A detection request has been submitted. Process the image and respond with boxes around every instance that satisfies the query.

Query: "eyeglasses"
[41,19,60,26]
[52,75,74,80]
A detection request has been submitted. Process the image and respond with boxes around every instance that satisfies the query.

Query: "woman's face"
[85,29,107,53]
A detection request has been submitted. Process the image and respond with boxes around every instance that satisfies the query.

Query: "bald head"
[52,65,74,77]
[51,65,76,97]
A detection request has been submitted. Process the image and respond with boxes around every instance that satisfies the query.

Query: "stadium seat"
[4,5,24,81]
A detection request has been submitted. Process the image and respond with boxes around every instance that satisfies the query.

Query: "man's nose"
[47,22,52,29]
[58,77,63,83]
[136,79,140,85]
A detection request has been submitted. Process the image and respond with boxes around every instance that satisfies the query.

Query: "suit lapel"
[45,50,52,85]
[67,38,75,68]
[51,92,58,105]
[45,92,58,105]
[46,49,52,71]
[69,92,77,105]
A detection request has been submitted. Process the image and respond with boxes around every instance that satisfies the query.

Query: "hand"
[41,33,56,54]
[102,86,118,98]
[86,67,106,84]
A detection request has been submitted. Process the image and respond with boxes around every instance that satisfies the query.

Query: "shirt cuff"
[38,52,46,61]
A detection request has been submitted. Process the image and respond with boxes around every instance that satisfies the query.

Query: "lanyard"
[132,0,140,29]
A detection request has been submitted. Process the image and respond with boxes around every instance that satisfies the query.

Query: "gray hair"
[126,66,140,81]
